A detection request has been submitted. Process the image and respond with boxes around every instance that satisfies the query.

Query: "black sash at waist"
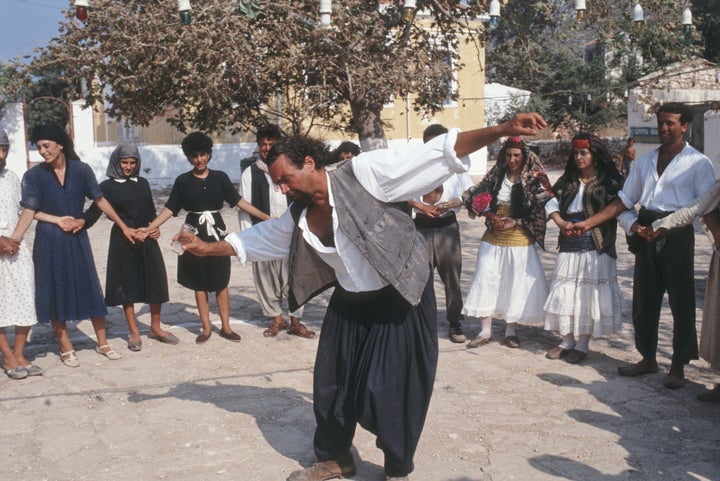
[637,207,672,226]
[413,212,457,229]
[627,207,693,255]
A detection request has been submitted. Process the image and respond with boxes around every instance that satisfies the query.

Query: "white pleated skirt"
[543,250,623,338]
[462,241,549,324]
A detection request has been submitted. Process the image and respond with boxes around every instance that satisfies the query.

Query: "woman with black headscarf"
[20,124,133,367]
[84,143,177,352]
[543,133,624,364]
[461,137,554,349]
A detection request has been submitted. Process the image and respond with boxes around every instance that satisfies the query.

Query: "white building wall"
[627,91,720,165]
[73,100,95,151]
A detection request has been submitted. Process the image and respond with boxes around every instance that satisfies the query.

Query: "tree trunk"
[350,100,387,152]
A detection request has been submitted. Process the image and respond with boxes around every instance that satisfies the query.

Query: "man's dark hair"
[656,102,692,125]
[181,131,213,157]
[325,141,361,166]
[335,141,360,157]
[422,124,449,143]
[256,124,284,144]
[266,136,329,169]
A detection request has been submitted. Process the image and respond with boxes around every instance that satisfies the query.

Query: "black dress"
[85,177,169,306]
[165,169,241,292]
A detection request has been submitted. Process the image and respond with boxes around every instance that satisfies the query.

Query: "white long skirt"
[543,250,623,338]
[0,241,37,328]
[462,241,549,324]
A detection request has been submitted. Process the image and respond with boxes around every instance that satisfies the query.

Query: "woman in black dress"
[146,132,270,344]
[84,144,178,351]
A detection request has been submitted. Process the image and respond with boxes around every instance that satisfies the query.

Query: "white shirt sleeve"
[545,197,560,216]
[652,179,720,231]
[225,207,296,264]
[351,128,471,203]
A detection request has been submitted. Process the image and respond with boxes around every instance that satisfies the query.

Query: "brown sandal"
[263,321,287,337]
[288,322,316,339]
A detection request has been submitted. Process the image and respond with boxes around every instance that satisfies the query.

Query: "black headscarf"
[107,143,141,180]
[29,123,80,161]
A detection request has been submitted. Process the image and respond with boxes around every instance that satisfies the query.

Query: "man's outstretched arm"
[454,112,547,158]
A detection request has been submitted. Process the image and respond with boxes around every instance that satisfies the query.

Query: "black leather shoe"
[697,384,720,402]
[566,349,587,364]
[663,363,685,389]
[617,358,658,377]
[546,346,570,360]
[448,326,466,343]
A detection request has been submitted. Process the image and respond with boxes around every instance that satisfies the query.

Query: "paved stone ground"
[1,169,719,481]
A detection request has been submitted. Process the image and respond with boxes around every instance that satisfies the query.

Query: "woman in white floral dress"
[0,130,40,380]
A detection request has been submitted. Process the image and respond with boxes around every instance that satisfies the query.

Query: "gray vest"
[287,161,430,311]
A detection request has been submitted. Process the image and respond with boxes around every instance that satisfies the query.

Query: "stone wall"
[487,137,626,170]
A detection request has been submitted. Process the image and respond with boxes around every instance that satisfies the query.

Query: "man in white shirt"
[574,103,716,389]
[408,124,474,343]
[238,124,313,339]
[178,112,547,481]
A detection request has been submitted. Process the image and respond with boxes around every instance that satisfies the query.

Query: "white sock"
[478,317,492,338]
[559,333,576,350]
[575,334,591,353]
[505,322,517,337]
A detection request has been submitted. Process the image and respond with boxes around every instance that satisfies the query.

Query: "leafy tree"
[0,62,25,116]
[24,58,79,133]
[487,0,705,132]
[0,59,77,133]
[24,0,488,150]
[694,0,720,64]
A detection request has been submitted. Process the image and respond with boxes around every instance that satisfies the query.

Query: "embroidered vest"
[287,161,430,311]
[249,164,271,225]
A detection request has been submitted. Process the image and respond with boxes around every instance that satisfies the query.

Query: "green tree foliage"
[487,0,705,132]
[694,0,720,64]
[24,0,487,150]
[0,59,77,133]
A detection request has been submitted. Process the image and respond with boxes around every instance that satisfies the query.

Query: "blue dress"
[20,160,108,323]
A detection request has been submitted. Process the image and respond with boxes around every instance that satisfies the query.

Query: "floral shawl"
[462,149,554,249]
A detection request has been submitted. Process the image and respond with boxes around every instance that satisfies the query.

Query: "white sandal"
[60,350,80,368]
[95,344,122,360]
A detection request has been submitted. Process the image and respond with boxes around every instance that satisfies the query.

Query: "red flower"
[472,191,492,214]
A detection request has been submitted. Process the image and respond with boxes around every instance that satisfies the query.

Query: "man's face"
[269,153,313,202]
[0,145,8,170]
[338,151,354,162]
[258,137,277,161]
[657,112,688,147]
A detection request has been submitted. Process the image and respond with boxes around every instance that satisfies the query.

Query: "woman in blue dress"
[21,124,132,367]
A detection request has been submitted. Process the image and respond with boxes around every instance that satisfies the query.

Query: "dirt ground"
[1,172,719,481]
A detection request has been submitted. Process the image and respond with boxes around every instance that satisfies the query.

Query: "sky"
[1,0,68,62]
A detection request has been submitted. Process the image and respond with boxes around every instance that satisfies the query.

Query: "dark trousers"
[312,277,438,477]
[632,224,698,364]
[416,217,463,328]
